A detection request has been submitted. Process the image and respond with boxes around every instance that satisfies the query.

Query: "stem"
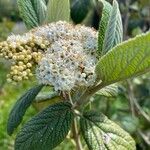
[72,118,83,150]
[133,98,150,123]
[69,92,83,150]
[126,80,136,116]
[123,0,130,40]
[138,129,150,145]
[68,92,74,105]
[73,82,105,109]
[127,80,150,122]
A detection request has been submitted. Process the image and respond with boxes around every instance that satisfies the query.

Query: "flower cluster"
[0,21,98,91]
[0,34,49,82]
[36,39,97,91]
[35,21,98,91]
[33,21,97,52]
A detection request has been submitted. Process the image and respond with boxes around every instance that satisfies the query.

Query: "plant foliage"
[96,32,150,86]
[98,0,112,54]
[46,0,70,23]
[70,0,93,24]
[17,0,47,29]
[96,84,119,97]
[1,0,150,150]
[98,0,123,55]
[80,111,136,150]
[7,85,43,135]
[15,102,74,150]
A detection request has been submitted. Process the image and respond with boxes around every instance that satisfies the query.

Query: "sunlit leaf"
[46,0,70,23]
[96,32,150,86]
[96,84,119,97]
[80,111,136,150]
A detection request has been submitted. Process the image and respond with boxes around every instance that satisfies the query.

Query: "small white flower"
[1,21,98,89]
[36,33,98,91]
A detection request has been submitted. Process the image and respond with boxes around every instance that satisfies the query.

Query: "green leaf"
[46,0,70,23]
[102,0,123,55]
[7,85,43,135]
[15,102,74,150]
[96,84,119,97]
[98,0,112,54]
[70,0,92,24]
[32,0,47,25]
[34,91,59,103]
[17,0,47,29]
[80,111,136,150]
[96,32,150,86]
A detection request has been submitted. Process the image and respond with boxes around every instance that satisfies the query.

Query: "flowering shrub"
[0,0,150,150]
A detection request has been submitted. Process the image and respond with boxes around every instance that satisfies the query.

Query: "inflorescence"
[0,21,98,91]
[0,34,49,82]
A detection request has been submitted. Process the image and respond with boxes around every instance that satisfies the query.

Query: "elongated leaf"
[15,102,74,150]
[102,0,123,55]
[80,111,136,150]
[17,0,47,29]
[96,84,119,97]
[7,85,43,135]
[96,32,150,86]
[46,0,70,23]
[98,0,112,54]
[70,0,92,24]
[32,0,47,25]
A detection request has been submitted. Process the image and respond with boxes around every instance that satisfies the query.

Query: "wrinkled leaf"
[96,84,119,97]
[17,0,47,29]
[96,32,150,86]
[98,0,112,54]
[32,0,47,25]
[46,0,70,23]
[102,0,123,55]
[15,102,74,150]
[7,85,43,135]
[80,111,136,150]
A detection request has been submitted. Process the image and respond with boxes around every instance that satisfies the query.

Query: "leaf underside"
[46,0,70,23]
[98,0,123,56]
[15,102,74,150]
[96,32,150,86]
[98,0,112,54]
[32,0,47,25]
[96,84,119,97]
[17,0,47,29]
[80,111,136,150]
[102,0,123,55]
[7,85,43,135]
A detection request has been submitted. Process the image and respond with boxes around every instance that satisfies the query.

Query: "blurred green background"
[0,0,150,149]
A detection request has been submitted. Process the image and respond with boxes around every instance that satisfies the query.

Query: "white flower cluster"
[35,21,98,91]
[33,21,97,52]
[0,21,98,91]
